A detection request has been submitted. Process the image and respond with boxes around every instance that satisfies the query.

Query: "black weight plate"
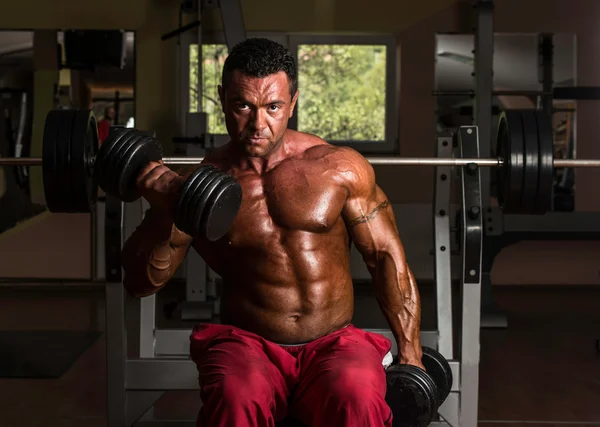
[94,128,136,192]
[175,166,216,234]
[386,365,437,427]
[55,110,77,212]
[201,176,242,241]
[176,166,215,225]
[496,110,524,214]
[70,110,98,212]
[102,130,141,196]
[42,110,62,212]
[110,134,148,200]
[109,132,149,199]
[520,110,540,214]
[93,128,125,183]
[421,346,453,403]
[115,136,163,202]
[105,130,141,197]
[533,110,554,214]
[188,172,227,237]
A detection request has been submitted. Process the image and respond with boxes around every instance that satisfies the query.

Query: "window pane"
[297,44,386,142]
[189,43,228,134]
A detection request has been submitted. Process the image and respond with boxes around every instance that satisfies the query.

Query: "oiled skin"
[121,70,423,363]
[195,135,355,343]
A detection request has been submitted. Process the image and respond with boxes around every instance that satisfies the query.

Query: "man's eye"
[269,105,280,111]
[237,103,249,110]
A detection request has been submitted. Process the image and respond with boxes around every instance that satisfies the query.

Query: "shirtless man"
[121,38,423,427]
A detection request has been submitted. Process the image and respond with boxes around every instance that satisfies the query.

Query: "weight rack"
[103,126,482,427]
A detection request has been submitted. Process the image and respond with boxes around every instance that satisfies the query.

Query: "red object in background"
[98,120,110,145]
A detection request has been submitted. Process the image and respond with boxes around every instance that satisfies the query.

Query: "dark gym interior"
[1,1,599,426]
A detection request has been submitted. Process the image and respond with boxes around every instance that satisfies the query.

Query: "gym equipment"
[175,165,242,241]
[386,346,453,427]
[42,109,99,213]
[2,108,600,219]
[41,109,242,240]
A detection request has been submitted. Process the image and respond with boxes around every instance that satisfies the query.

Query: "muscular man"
[121,38,423,427]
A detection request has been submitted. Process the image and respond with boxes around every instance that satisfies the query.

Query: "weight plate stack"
[421,346,453,403]
[175,165,218,237]
[114,134,162,202]
[42,110,62,212]
[520,110,541,213]
[533,110,554,214]
[95,128,139,197]
[386,364,438,427]
[201,175,242,242]
[175,165,242,240]
[42,109,97,213]
[70,110,99,212]
[496,110,525,214]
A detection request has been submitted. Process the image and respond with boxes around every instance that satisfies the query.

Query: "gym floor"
[0,283,599,427]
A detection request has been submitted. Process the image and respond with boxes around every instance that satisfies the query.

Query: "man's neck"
[236,134,291,175]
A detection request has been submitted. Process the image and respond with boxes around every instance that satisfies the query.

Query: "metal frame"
[433,134,454,360]
[456,127,483,427]
[472,0,508,330]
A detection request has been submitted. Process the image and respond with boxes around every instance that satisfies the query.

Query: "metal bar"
[3,156,600,167]
[136,199,157,359]
[433,134,454,359]
[219,0,247,50]
[457,126,483,427]
[104,195,127,427]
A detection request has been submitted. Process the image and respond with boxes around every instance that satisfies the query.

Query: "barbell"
[0,108,593,217]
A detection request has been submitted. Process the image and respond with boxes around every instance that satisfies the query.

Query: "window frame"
[183,32,398,154]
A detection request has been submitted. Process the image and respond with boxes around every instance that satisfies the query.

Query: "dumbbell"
[385,346,453,427]
[93,127,242,241]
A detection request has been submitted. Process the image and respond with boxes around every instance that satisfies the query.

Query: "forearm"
[121,209,182,297]
[371,253,422,363]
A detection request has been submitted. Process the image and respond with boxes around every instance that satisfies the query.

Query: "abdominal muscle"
[198,230,355,344]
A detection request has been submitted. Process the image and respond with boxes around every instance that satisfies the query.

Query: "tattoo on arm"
[348,200,390,227]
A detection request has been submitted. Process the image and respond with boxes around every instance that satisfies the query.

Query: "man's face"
[107,108,115,120]
[218,70,298,157]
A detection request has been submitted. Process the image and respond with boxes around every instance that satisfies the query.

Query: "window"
[189,43,228,134]
[186,34,397,153]
[290,35,397,153]
[295,44,387,142]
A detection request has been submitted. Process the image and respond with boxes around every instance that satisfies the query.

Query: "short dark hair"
[221,38,297,98]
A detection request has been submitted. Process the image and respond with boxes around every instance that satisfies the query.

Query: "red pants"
[190,323,393,427]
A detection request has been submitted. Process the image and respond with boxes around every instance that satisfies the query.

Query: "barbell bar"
[2,156,600,168]
[0,108,592,217]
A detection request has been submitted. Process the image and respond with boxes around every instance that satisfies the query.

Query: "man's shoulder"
[293,133,374,193]
[292,131,365,164]
[301,139,370,173]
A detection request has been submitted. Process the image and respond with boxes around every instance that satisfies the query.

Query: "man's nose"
[250,109,267,131]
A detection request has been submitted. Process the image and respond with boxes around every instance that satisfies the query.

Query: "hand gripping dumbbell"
[385,347,453,427]
[93,127,242,241]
